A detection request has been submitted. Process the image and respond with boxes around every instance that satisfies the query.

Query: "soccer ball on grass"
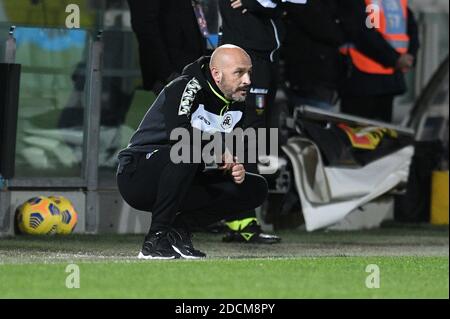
[16,196,60,235]
[49,195,78,234]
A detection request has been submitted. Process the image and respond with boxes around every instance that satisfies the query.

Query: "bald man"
[117,45,269,260]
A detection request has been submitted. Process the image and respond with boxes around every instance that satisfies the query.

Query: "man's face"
[217,63,252,102]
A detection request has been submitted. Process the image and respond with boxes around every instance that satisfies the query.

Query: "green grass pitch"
[0,224,448,299]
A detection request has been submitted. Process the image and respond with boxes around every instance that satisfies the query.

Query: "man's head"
[209,45,252,102]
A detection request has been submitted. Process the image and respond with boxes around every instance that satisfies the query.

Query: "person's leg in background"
[243,54,272,130]
[340,94,394,123]
[221,53,281,244]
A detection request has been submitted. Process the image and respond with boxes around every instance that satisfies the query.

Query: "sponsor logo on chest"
[191,105,242,134]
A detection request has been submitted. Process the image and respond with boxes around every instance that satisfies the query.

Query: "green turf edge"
[0,257,448,299]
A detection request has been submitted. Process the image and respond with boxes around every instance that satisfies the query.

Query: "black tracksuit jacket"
[219,0,285,62]
[119,57,247,157]
[282,0,345,93]
[127,0,207,91]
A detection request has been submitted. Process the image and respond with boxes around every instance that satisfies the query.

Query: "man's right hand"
[396,54,414,73]
[231,161,246,184]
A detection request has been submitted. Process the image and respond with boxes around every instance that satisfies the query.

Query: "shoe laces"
[169,228,206,255]
[143,231,167,250]
[169,228,194,248]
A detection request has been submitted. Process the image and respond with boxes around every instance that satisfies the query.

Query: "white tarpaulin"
[282,137,414,231]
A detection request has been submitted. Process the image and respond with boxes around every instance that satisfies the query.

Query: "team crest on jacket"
[256,94,266,115]
[179,77,202,116]
[256,94,266,110]
[221,114,233,130]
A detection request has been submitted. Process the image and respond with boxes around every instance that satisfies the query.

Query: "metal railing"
[0,26,104,234]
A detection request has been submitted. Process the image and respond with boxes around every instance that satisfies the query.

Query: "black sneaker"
[169,228,207,259]
[138,230,181,260]
[222,220,281,244]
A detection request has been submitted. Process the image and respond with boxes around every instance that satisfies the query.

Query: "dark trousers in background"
[245,53,280,130]
[237,53,279,222]
[116,148,268,233]
[340,94,394,123]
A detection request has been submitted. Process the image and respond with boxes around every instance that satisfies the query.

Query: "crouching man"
[117,45,268,259]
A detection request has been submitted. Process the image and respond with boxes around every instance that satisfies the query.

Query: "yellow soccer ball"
[16,196,60,235]
[49,196,78,234]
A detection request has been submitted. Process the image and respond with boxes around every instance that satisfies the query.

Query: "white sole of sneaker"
[171,245,203,260]
[137,252,177,260]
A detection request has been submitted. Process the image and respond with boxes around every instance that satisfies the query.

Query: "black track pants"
[236,53,279,223]
[244,53,280,130]
[117,148,268,232]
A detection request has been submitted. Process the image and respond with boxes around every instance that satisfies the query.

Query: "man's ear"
[210,67,221,84]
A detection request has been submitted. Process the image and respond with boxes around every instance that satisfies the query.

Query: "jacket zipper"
[220,104,229,117]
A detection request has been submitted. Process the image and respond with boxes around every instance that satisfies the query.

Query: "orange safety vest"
[342,0,410,75]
